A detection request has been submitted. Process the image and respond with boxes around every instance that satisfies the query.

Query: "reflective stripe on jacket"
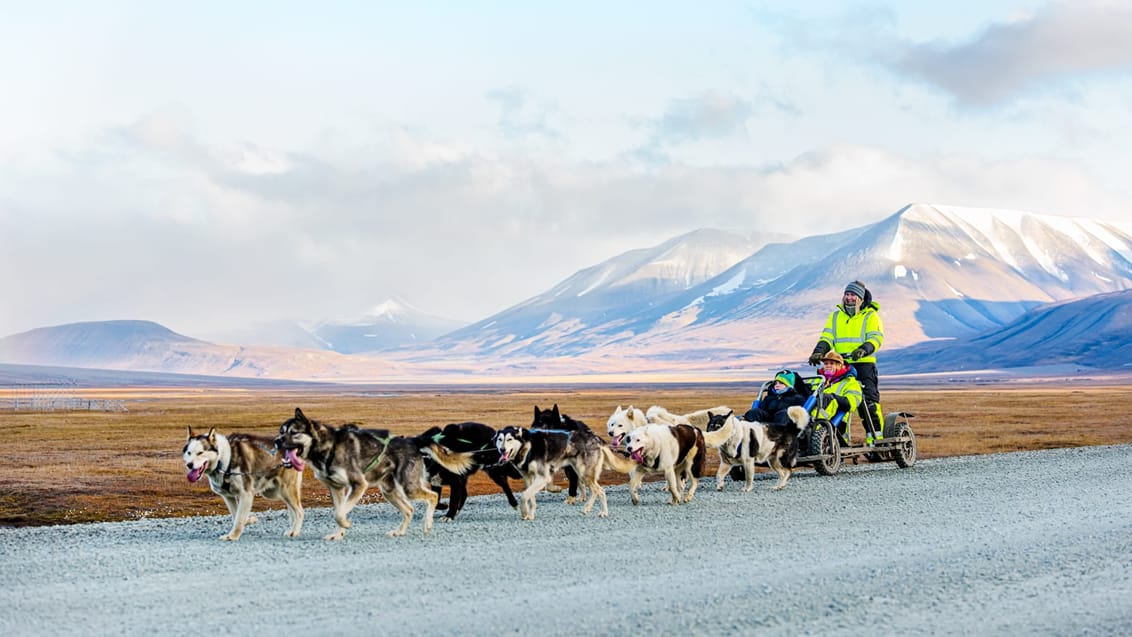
[818,302,884,363]
[818,375,863,421]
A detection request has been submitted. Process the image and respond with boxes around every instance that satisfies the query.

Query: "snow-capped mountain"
[410,204,1132,367]
[4,205,1130,381]
[308,298,466,354]
[424,228,775,357]
[202,298,466,354]
[885,288,1132,372]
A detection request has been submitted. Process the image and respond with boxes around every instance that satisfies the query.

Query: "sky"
[2,1,1132,338]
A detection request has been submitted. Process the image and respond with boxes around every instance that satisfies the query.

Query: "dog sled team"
[183,280,890,541]
[182,374,844,542]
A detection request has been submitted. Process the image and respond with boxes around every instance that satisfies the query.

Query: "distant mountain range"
[2,204,1130,381]
[202,298,466,354]
[885,289,1132,372]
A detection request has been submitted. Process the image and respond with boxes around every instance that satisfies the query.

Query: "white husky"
[646,405,734,428]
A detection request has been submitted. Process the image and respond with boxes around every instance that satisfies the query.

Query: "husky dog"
[414,421,521,520]
[274,408,475,540]
[706,407,810,491]
[703,410,759,492]
[529,404,595,503]
[495,425,637,520]
[183,427,303,541]
[623,418,734,505]
[646,405,734,428]
[606,405,648,448]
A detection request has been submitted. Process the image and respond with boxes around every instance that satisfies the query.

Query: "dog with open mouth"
[275,408,476,540]
[622,417,734,506]
[494,424,636,521]
[183,426,303,541]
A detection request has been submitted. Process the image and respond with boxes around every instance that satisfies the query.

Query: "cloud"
[2,117,1127,338]
[884,2,1132,106]
[486,87,561,140]
[651,91,755,144]
[634,87,799,163]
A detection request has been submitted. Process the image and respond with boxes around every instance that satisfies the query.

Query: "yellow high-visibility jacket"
[817,374,863,421]
[817,302,884,364]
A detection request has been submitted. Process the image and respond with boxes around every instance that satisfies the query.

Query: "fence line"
[0,382,128,412]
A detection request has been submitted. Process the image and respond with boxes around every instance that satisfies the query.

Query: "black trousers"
[850,362,882,433]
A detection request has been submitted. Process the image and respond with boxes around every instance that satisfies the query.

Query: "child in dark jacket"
[744,370,808,425]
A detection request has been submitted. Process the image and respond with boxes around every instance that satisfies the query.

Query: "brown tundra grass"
[2,385,1130,527]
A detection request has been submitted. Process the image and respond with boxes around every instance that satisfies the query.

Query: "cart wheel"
[888,418,917,468]
[808,420,841,476]
[867,412,903,462]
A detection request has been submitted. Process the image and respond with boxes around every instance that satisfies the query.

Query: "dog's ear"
[206,427,217,443]
[726,410,734,418]
[552,404,560,419]
[295,407,308,422]
[186,425,194,441]
[533,406,540,419]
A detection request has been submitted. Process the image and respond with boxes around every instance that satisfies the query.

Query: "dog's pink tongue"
[187,466,205,483]
[611,435,623,448]
[499,451,510,463]
[631,449,644,464]
[285,448,305,472]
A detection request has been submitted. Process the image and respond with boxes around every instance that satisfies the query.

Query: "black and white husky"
[494,425,637,520]
[414,421,522,521]
[183,427,303,541]
[705,406,810,491]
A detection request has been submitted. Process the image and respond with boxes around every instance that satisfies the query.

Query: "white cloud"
[2,120,1127,339]
[884,2,1132,106]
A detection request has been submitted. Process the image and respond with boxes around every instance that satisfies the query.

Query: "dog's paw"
[565,496,577,505]
[283,530,300,538]
[245,515,259,526]
[440,517,454,523]
[716,484,725,491]
[219,533,239,541]
[324,531,346,541]
[386,529,406,537]
[742,485,754,493]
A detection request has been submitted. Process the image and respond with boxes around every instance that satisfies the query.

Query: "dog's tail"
[684,405,733,429]
[422,444,477,475]
[786,406,810,433]
[600,445,638,475]
[701,411,736,448]
[782,406,811,468]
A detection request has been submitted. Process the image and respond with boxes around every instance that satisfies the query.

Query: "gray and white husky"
[274,408,475,540]
[183,426,303,541]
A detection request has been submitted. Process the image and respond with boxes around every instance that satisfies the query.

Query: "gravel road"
[2,445,1130,636]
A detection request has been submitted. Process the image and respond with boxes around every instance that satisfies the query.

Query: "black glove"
[848,347,867,361]
[743,409,759,422]
[808,351,824,366]
[834,395,850,412]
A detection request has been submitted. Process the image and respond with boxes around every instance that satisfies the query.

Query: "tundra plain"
[3,383,1130,527]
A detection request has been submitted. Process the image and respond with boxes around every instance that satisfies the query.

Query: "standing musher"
[807,280,885,443]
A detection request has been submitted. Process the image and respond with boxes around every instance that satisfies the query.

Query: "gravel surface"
[3,445,1131,636]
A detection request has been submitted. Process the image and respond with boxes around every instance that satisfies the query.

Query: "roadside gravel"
[2,445,1130,636]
